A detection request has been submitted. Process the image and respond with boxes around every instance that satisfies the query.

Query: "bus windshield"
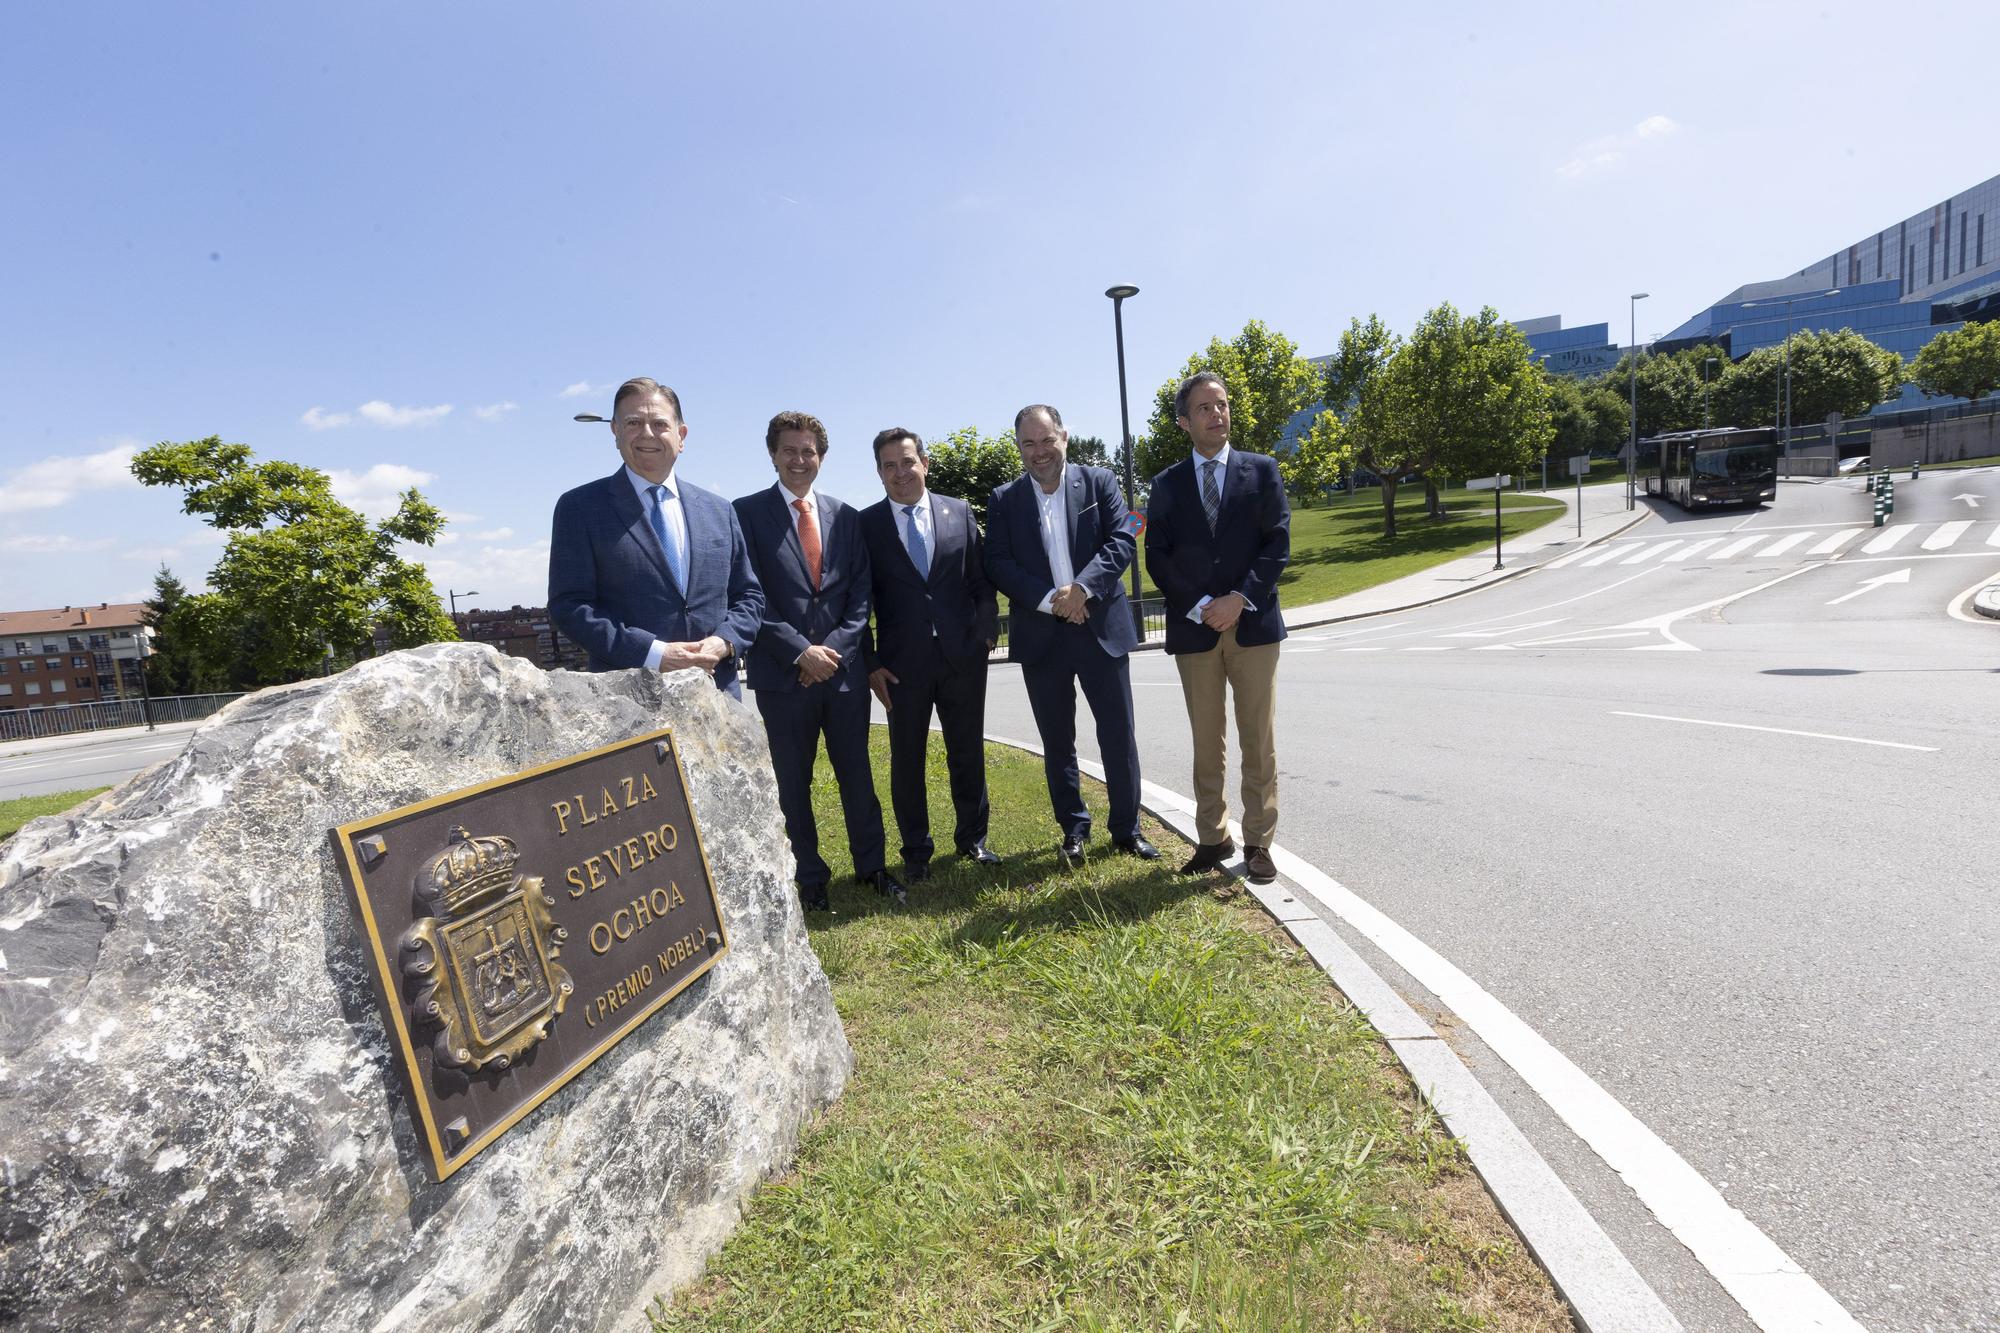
[1693,445,1777,481]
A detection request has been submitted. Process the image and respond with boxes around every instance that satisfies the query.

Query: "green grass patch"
[0,787,109,842]
[653,734,1570,1332]
[1274,491,1564,610]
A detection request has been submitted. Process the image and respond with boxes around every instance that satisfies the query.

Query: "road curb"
[981,729,1682,1333]
[1975,585,2000,619]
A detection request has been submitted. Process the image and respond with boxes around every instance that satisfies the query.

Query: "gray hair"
[1013,403,1063,434]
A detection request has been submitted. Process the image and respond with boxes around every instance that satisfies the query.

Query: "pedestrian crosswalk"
[1543,520,2000,570]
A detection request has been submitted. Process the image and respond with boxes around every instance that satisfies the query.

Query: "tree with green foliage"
[1779,328,1903,424]
[1596,351,1703,440]
[1066,433,1113,469]
[1279,410,1353,506]
[140,565,223,695]
[1910,320,2000,403]
[1712,345,1782,429]
[1543,370,1630,460]
[1137,319,1320,484]
[921,426,1020,527]
[130,436,456,686]
[1383,303,1552,515]
[1322,314,1419,537]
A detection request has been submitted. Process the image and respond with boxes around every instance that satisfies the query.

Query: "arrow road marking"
[1955,493,1983,508]
[1826,567,1911,605]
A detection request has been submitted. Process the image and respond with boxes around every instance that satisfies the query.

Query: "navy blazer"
[548,468,764,694]
[859,493,999,678]
[732,486,870,695]
[984,464,1138,665]
[1143,449,1291,655]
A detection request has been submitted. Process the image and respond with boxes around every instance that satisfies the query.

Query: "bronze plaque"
[330,728,729,1181]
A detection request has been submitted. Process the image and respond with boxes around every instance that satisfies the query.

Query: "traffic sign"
[1467,475,1511,491]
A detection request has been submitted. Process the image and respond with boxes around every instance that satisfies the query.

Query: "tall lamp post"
[1627,292,1649,509]
[1703,356,1718,428]
[448,589,479,625]
[1105,283,1144,636]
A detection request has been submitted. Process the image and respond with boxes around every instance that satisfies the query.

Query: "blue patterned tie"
[649,485,687,595]
[903,504,930,578]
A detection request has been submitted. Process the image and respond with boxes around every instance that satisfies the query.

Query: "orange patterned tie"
[794,498,822,589]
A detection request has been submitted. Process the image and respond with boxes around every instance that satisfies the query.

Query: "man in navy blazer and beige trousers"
[1144,372,1291,885]
[985,404,1157,866]
[734,411,902,912]
[548,377,763,696]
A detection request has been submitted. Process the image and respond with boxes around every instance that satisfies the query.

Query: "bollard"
[1875,500,1886,526]
[1866,473,1875,493]
[1883,477,1895,515]
[1912,460,1920,479]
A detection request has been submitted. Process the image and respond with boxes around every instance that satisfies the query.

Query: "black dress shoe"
[798,884,832,913]
[1180,840,1235,875]
[863,869,909,905]
[958,841,1001,867]
[1243,845,1277,885]
[1058,832,1087,867]
[1113,835,1160,860]
[904,859,933,883]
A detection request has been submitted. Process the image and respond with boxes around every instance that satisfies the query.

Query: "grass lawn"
[653,732,1570,1332]
[1274,492,1564,610]
[0,787,109,842]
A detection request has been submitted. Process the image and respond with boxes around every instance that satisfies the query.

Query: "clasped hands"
[657,636,731,675]
[1198,591,1247,632]
[1049,583,1089,625]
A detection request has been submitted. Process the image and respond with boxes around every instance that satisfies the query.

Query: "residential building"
[0,603,149,713]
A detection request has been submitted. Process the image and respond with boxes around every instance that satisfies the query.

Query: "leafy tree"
[1712,346,1782,429]
[1781,328,1903,424]
[1279,410,1353,506]
[1543,371,1629,460]
[1322,314,1418,537]
[1596,351,1702,440]
[1137,319,1320,484]
[1067,433,1113,469]
[1910,320,2000,403]
[130,436,456,686]
[141,565,223,695]
[922,426,1020,527]
[1382,304,1552,515]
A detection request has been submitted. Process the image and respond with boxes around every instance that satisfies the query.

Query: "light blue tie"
[649,485,687,595]
[903,504,930,578]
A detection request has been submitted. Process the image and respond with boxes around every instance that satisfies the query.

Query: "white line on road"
[1707,534,1768,560]
[1825,567,1911,605]
[1620,540,1682,564]
[1581,544,1636,567]
[1515,629,1650,646]
[1662,537,1723,563]
[1861,525,1917,554]
[1753,531,1814,557]
[1990,523,2000,548]
[1441,619,1567,639]
[1611,711,1938,751]
[1923,520,1973,550]
[1806,529,1865,556]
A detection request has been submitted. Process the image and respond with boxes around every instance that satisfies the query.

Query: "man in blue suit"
[548,377,763,698]
[1144,372,1291,885]
[860,428,1001,882]
[734,411,902,912]
[985,404,1157,867]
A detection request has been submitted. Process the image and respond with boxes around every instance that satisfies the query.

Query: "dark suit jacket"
[1144,449,1291,655]
[731,486,870,695]
[548,467,764,694]
[859,493,999,677]
[984,464,1138,664]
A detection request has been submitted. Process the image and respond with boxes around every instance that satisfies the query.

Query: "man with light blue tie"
[549,377,763,698]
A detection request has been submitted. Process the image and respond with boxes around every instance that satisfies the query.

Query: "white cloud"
[560,381,601,399]
[1556,114,1679,179]
[470,527,514,541]
[0,533,117,554]
[357,400,453,428]
[416,538,554,612]
[119,529,227,563]
[0,442,142,514]
[474,402,519,422]
[302,406,354,430]
[327,463,439,520]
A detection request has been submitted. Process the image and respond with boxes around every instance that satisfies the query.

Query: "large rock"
[0,644,850,1331]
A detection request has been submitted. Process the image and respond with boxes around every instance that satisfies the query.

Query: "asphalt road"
[984,469,2000,1333]
[0,725,197,801]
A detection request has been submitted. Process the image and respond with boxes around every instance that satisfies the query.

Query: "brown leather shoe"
[1243,845,1277,885]
[1180,840,1235,874]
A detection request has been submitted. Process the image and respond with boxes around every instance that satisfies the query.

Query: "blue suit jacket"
[859,493,999,678]
[984,464,1138,665]
[1143,449,1291,655]
[731,486,870,695]
[548,468,764,695]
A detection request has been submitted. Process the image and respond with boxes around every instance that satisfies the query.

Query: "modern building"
[1516,316,1622,377]
[0,603,149,714]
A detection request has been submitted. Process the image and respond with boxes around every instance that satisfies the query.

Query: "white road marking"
[1442,619,1567,639]
[1624,563,1823,651]
[1539,544,1600,569]
[1825,567,1911,605]
[1402,646,1453,651]
[1861,525,1917,553]
[1340,646,1391,652]
[1516,629,1650,646]
[1581,544,1637,567]
[1620,540,1682,564]
[1954,493,1983,508]
[1947,568,2000,624]
[1754,531,1814,557]
[1988,523,2000,547]
[1612,711,1937,751]
[1707,535,1768,560]
[1662,537,1723,563]
[1806,529,1865,556]
[1923,520,1973,550]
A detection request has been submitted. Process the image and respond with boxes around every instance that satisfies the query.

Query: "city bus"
[1639,427,1779,509]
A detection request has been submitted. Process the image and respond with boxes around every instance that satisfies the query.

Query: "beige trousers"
[1173,627,1279,847]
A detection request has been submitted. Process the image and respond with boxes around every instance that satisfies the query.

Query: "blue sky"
[3,1,1995,613]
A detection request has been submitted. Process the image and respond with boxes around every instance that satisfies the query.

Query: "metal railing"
[0,692,248,742]
[991,597,1172,654]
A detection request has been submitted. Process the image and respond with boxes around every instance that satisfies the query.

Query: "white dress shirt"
[1033,465,1076,615]
[628,466,691,670]
[1185,446,1257,622]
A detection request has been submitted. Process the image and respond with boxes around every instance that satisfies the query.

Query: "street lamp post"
[1704,356,1718,429]
[449,589,479,625]
[1628,292,1649,510]
[1105,284,1144,637]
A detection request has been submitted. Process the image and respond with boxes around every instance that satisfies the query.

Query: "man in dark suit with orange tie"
[984,404,1156,866]
[734,411,901,912]
[859,427,1001,882]
[1144,371,1291,885]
